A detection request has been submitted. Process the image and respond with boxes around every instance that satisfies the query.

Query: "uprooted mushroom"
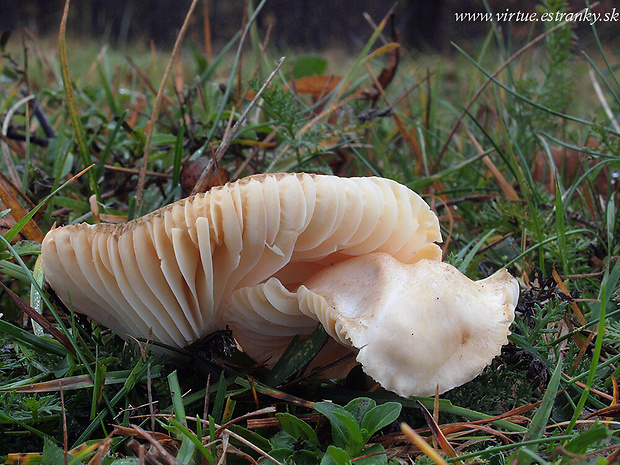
[40,173,519,397]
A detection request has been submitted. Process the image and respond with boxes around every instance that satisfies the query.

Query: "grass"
[0,0,619,463]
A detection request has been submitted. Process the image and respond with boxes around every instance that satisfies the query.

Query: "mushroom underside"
[229,252,519,397]
[40,173,519,397]
[41,173,443,348]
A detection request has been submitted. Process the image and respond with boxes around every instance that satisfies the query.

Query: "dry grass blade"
[401,423,449,465]
[384,401,538,448]
[392,112,424,176]
[368,14,399,104]
[0,279,76,356]
[588,68,620,133]
[552,266,587,325]
[0,374,109,393]
[135,0,200,211]
[453,423,514,445]
[417,400,460,461]
[0,165,44,242]
[584,404,620,419]
[61,387,69,465]
[86,434,113,465]
[212,406,276,437]
[218,429,282,465]
[114,425,175,442]
[203,0,212,62]
[463,124,519,201]
[231,130,279,181]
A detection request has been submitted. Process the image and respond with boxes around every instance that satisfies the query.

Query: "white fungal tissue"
[41,173,518,396]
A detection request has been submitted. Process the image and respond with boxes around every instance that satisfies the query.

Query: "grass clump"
[0,0,619,463]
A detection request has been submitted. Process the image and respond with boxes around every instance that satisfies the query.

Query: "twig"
[104,164,171,178]
[135,0,200,212]
[191,56,285,194]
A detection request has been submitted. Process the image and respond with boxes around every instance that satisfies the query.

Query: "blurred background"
[1,0,617,52]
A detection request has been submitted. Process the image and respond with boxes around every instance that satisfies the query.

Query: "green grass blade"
[29,256,45,337]
[206,0,268,142]
[0,318,73,357]
[566,283,607,435]
[172,124,185,188]
[0,410,56,442]
[168,370,196,463]
[58,0,100,201]
[452,42,620,137]
[512,355,563,464]
[211,372,227,424]
[90,357,107,420]
[554,178,569,276]
[72,356,150,447]
[98,109,128,169]
[457,229,496,273]
[167,417,216,463]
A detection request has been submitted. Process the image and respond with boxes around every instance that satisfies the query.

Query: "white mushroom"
[40,173,518,397]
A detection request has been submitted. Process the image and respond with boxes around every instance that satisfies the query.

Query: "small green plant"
[268,397,401,464]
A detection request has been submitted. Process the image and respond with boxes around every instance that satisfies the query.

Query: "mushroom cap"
[297,253,518,397]
[41,173,442,350]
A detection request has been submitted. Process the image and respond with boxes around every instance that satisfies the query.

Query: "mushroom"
[41,173,518,396]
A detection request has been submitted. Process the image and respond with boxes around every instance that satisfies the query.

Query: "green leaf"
[343,397,376,425]
[43,437,83,464]
[276,412,318,447]
[270,431,297,450]
[563,421,611,454]
[314,402,352,451]
[290,55,328,78]
[360,402,402,441]
[264,324,329,386]
[320,445,352,465]
[315,400,366,456]
[353,443,388,465]
[269,448,322,465]
[334,410,364,453]
[290,450,324,465]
